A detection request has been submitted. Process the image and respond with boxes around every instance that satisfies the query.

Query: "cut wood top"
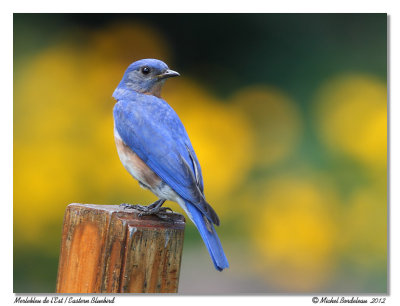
[67,203,186,229]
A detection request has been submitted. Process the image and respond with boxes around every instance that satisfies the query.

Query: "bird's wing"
[113,97,219,225]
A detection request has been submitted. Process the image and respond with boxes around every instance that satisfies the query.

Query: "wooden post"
[56,203,185,293]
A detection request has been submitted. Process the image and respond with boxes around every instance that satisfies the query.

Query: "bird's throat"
[146,80,165,98]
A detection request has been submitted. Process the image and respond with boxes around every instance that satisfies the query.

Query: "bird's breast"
[114,128,162,189]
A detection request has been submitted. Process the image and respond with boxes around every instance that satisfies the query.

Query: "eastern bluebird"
[112,59,229,271]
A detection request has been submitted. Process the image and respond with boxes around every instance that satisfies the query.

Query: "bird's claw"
[138,206,173,216]
[120,203,173,221]
[138,206,174,223]
[119,203,148,211]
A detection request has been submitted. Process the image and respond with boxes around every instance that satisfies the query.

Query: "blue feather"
[114,95,201,201]
[185,201,229,271]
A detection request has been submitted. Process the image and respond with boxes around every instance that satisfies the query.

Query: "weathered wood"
[56,203,185,293]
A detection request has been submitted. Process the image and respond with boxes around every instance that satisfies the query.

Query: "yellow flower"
[314,74,387,168]
[250,174,340,291]
[231,86,302,167]
[89,22,171,64]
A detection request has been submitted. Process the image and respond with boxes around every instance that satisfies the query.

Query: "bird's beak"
[158,69,180,79]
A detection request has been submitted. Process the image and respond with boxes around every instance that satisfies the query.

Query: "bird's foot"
[119,200,173,221]
[138,206,173,217]
[137,199,173,220]
[119,203,149,211]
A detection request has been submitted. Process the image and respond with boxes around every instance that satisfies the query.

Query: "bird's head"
[116,59,180,97]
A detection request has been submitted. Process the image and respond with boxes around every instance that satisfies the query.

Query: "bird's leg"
[138,199,173,216]
[147,199,165,210]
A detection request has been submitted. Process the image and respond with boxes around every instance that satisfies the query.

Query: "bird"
[112,58,229,271]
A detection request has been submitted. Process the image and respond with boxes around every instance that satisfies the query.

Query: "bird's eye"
[141,66,151,75]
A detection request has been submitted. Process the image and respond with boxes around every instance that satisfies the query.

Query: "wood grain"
[56,203,185,293]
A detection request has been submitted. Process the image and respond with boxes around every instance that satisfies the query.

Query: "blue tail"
[185,201,229,271]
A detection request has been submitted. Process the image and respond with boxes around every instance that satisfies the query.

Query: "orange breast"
[114,130,162,189]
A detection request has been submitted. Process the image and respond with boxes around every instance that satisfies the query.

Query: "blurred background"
[13,13,387,293]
